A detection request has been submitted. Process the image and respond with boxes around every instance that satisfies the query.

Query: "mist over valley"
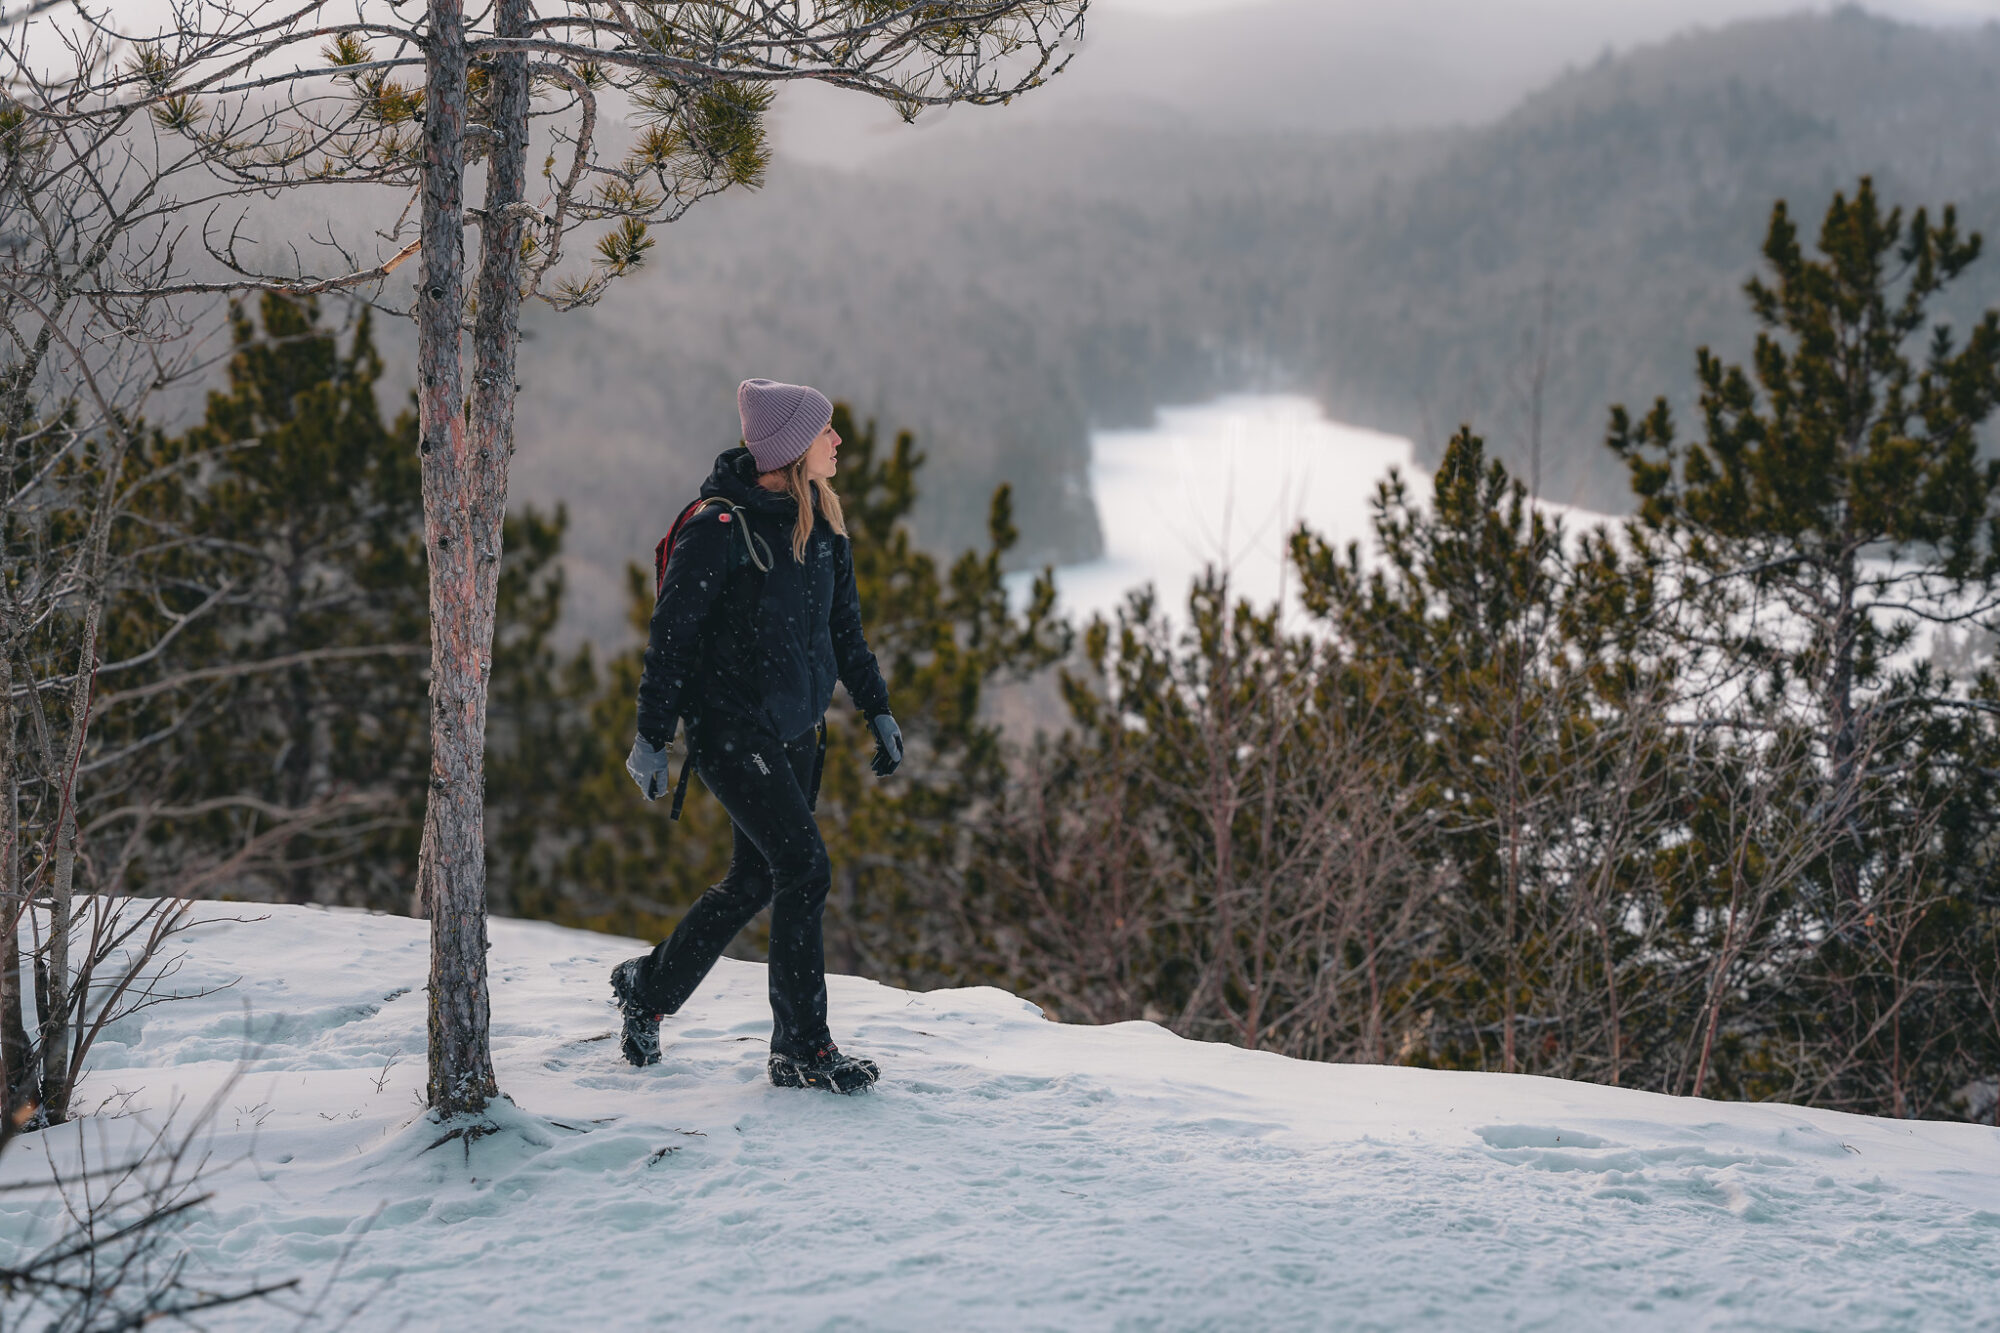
[464,5,2000,645]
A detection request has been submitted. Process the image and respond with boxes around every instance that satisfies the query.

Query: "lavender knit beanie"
[737,378,833,472]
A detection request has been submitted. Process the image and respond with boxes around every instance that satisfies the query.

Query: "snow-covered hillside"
[4,904,1998,1329]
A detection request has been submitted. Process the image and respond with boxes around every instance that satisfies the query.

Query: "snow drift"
[2,903,1996,1329]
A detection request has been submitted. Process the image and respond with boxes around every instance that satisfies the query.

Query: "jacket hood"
[700,446,799,517]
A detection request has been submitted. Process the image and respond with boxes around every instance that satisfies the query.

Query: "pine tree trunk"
[417,0,498,1117]
[473,0,529,542]
[465,0,530,923]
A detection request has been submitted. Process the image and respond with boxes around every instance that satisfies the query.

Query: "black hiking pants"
[631,721,833,1058]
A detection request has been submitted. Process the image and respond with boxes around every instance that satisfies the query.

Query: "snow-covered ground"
[3,904,1997,1329]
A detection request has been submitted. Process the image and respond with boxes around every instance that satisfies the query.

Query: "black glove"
[625,735,674,801]
[869,713,903,778]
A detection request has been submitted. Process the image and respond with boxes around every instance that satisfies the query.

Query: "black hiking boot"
[609,958,662,1068]
[767,1042,880,1094]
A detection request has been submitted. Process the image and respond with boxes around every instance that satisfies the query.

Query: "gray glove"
[869,713,903,778]
[625,735,674,801]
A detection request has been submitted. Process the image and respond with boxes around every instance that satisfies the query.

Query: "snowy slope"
[3,903,1998,1330]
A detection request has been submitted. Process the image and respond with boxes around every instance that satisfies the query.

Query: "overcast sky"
[767,0,2000,165]
[63,1,2000,163]
[1098,0,1999,18]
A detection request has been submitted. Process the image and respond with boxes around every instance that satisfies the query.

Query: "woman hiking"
[612,378,904,1095]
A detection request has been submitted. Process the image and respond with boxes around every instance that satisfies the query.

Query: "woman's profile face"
[802,422,841,481]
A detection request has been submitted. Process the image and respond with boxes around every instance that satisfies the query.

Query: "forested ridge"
[459,8,2000,645]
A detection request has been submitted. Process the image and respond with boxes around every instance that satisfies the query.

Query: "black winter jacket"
[635,447,890,748]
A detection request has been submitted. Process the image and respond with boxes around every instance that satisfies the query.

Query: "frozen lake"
[1033,395,1416,625]
[1025,394,1625,628]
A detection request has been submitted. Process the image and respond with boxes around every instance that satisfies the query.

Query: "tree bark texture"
[472,1,529,486]
[418,0,498,1116]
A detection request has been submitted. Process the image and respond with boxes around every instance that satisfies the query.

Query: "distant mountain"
[1320,6,2000,506]
[768,0,1922,166]
[497,7,2000,643]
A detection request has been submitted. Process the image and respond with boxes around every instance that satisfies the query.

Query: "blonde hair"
[766,453,847,562]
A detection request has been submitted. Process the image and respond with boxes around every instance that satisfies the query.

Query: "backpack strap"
[654,497,773,598]
[807,716,829,811]
[669,749,697,822]
[731,508,774,573]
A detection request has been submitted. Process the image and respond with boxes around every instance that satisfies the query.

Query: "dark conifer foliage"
[1610,179,2000,1116]
[94,295,429,907]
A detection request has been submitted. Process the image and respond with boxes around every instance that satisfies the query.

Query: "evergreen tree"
[1612,178,2000,1114]
[1294,431,1635,1077]
[95,295,428,908]
[94,294,602,916]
